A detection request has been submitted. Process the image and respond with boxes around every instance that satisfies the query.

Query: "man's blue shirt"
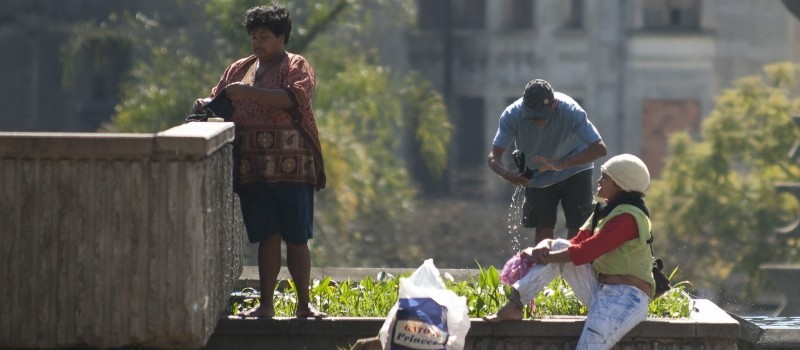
[492,92,602,188]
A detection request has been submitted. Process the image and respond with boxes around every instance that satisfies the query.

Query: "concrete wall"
[206,299,740,350]
[0,122,245,349]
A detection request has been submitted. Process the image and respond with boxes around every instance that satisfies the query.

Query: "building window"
[643,0,700,30]
[90,74,108,100]
[417,0,448,30]
[507,0,533,30]
[453,0,486,29]
[79,38,131,102]
[641,99,701,177]
[561,0,584,30]
[416,0,486,30]
[451,96,486,197]
[456,96,486,168]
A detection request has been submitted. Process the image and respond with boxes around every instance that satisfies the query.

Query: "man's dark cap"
[523,79,555,119]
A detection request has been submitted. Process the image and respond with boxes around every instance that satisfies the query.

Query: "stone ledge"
[232,268,740,348]
[0,122,234,159]
[156,121,235,158]
[731,313,800,349]
[204,299,738,350]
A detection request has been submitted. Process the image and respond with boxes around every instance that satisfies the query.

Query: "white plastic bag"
[378,259,471,350]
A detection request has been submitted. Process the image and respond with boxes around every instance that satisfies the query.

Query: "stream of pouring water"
[506,186,526,252]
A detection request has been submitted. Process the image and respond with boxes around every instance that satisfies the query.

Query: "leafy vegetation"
[59,0,800,309]
[227,265,693,318]
[61,0,453,266]
[648,61,800,303]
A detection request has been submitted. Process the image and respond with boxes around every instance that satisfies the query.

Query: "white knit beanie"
[600,154,650,193]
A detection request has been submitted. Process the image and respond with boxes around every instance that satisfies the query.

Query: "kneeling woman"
[485,154,656,350]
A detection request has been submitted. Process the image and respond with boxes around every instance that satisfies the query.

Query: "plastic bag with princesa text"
[378,259,471,350]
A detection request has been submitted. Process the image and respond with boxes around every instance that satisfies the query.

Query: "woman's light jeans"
[512,239,650,350]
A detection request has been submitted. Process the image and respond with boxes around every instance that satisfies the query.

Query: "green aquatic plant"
[226,265,692,318]
[648,267,694,318]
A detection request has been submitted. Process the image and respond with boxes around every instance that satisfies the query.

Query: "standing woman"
[193,3,326,318]
[485,154,655,350]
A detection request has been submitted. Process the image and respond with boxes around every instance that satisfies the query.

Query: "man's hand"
[532,155,562,172]
[489,146,530,187]
[505,171,530,187]
[532,140,607,173]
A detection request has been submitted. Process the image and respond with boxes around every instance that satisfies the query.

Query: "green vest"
[587,204,656,299]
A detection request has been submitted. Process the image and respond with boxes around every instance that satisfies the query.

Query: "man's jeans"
[512,239,650,350]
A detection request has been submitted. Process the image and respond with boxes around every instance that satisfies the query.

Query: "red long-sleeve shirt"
[566,214,639,265]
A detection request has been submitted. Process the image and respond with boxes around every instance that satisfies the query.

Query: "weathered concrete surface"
[0,122,245,349]
[205,299,739,350]
[734,313,800,350]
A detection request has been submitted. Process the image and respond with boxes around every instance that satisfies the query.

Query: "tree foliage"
[60,0,452,266]
[648,62,800,302]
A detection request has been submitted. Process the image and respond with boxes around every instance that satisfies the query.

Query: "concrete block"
[0,123,244,349]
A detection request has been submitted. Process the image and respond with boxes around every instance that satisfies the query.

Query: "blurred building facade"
[2,0,799,201]
[397,0,800,198]
[0,0,199,132]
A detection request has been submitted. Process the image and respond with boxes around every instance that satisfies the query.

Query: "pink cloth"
[499,253,534,285]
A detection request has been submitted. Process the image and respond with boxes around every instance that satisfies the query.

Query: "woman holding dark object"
[193,3,326,319]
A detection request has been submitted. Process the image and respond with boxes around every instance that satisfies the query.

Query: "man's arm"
[488,145,529,187]
[534,139,607,172]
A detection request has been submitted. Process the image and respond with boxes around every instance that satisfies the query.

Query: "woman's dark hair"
[602,191,649,218]
[591,191,649,232]
[242,4,292,44]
